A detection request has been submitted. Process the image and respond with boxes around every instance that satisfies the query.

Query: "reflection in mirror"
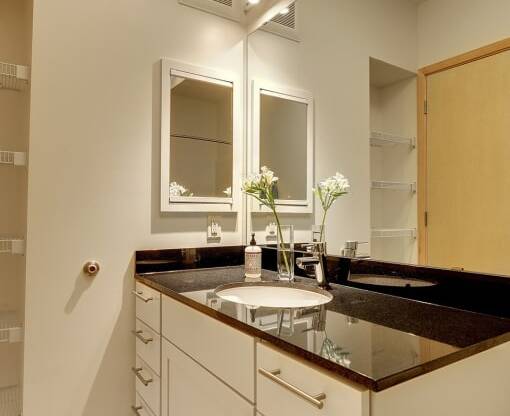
[250,80,313,215]
[247,1,510,276]
[260,92,307,201]
[169,76,233,199]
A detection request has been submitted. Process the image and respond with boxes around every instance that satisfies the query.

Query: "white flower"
[223,186,232,197]
[314,172,350,211]
[169,182,193,197]
[316,172,350,196]
[260,166,279,184]
[242,166,279,197]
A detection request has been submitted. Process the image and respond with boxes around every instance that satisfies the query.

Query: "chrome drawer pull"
[258,368,326,409]
[132,367,153,386]
[132,330,153,344]
[132,290,153,303]
[131,405,143,415]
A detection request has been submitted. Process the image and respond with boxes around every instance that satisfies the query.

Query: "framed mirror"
[160,59,241,212]
[250,80,314,214]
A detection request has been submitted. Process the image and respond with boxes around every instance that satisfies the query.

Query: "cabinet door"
[161,338,254,416]
[162,295,254,401]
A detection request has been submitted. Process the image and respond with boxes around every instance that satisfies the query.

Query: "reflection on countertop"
[136,266,510,391]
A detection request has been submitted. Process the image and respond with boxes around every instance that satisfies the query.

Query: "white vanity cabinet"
[134,282,510,416]
[133,282,162,416]
[134,392,157,416]
[161,338,254,416]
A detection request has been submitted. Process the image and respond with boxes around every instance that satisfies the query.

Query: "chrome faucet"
[341,241,370,259]
[296,242,329,289]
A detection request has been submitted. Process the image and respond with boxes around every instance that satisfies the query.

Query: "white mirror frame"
[160,59,242,212]
[250,79,314,214]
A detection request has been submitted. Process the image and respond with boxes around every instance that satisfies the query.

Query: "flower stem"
[319,207,327,243]
[273,208,291,277]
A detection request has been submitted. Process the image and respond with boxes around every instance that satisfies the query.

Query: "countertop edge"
[135,274,510,392]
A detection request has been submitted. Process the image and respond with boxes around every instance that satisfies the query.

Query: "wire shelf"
[0,61,30,91]
[371,181,416,193]
[0,311,23,344]
[0,385,21,416]
[0,151,26,167]
[0,239,25,255]
[371,228,416,239]
[370,131,415,148]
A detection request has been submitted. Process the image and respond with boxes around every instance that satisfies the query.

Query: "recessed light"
[247,0,260,5]
[279,7,290,14]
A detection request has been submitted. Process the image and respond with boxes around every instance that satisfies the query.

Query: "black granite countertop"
[136,266,510,391]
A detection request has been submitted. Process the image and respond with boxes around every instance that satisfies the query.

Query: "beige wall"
[0,0,31,392]
[248,0,418,253]
[418,0,510,67]
[25,0,510,414]
[25,0,244,414]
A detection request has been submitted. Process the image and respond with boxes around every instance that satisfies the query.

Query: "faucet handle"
[342,241,368,258]
[302,241,326,254]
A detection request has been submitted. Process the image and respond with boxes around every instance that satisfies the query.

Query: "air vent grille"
[212,0,232,6]
[270,2,296,29]
[178,0,240,22]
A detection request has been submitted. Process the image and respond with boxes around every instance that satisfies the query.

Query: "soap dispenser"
[245,233,262,282]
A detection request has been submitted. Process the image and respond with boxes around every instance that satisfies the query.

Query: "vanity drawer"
[134,392,157,416]
[162,294,255,401]
[257,342,369,416]
[134,282,161,332]
[134,318,161,375]
[134,355,160,416]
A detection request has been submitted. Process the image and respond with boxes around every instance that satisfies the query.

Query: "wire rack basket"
[0,385,21,416]
[0,62,30,91]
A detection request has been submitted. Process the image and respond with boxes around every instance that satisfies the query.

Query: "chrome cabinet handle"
[132,367,153,386]
[258,368,326,409]
[132,290,153,303]
[132,330,153,344]
[131,405,143,415]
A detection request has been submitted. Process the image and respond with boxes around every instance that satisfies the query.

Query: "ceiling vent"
[178,0,242,22]
[261,2,299,41]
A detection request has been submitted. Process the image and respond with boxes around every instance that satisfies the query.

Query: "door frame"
[417,37,510,264]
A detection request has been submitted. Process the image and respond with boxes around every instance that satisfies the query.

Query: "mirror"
[251,81,313,213]
[247,0,510,277]
[170,76,233,199]
[161,60,241,212]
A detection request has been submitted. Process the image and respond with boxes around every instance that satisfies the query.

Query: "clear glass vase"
[312,224,326,247]
[312,224,327,257]
[277,225,294,282]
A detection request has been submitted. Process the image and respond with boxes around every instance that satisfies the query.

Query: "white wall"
[24,0,245,414]
[370,77,418,264]
[418,0,510,67]
[248,0,418,254]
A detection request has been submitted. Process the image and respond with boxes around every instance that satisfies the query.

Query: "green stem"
[272,207,291,277]
[319,207,328,243]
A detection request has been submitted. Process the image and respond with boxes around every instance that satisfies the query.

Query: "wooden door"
[426,49,510,275]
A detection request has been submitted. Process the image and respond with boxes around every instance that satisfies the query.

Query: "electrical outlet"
[207,216,222,241]
[266,222,277,241]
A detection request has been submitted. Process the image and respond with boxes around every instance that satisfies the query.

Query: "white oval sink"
[214,282,333,309]
[349,275,437,288]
